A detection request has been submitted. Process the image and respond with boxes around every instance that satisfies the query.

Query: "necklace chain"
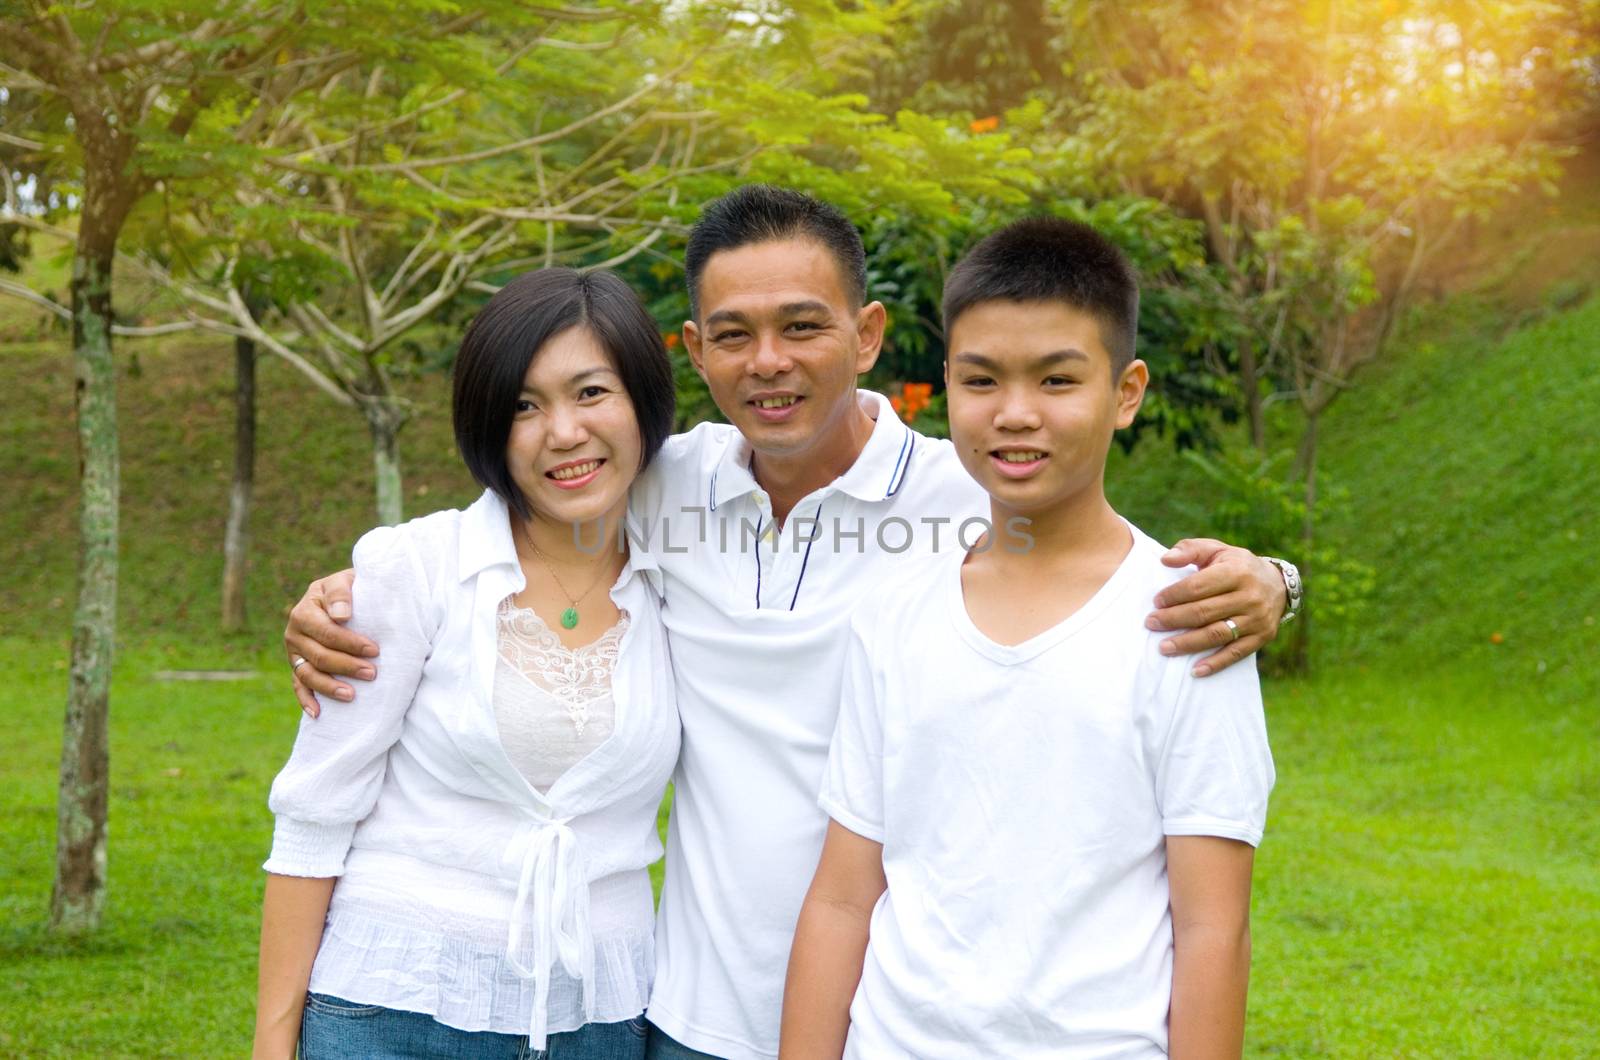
[520,522,615,630]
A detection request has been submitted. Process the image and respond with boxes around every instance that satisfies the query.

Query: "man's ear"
[854,301,887,375]
[682,321,708,382]
[1114,358,1150,429]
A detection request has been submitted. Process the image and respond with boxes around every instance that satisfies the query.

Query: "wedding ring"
[292,656,310,671]
[1224,619,1240,642]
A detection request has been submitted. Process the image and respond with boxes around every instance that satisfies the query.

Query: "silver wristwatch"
[1264,557,1302,625]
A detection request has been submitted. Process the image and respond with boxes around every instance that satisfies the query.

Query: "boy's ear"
[682,321,708,382]
[1114,359,1149,430]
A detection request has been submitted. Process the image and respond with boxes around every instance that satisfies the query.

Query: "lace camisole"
[493,598,630,792]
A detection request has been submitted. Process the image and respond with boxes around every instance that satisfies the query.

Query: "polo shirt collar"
[707,390,916,510]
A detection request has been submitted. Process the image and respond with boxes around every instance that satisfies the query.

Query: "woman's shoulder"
[349,502,482,599]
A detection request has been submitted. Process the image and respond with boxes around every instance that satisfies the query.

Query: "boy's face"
[944,299,1147,518]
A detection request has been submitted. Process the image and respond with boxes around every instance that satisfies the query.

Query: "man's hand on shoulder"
[1147,540,1291,677]
[284,569,374,717]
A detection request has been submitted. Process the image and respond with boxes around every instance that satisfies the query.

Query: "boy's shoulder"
[849,549,956,645]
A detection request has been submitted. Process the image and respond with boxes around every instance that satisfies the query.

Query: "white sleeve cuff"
[262,816,356,877]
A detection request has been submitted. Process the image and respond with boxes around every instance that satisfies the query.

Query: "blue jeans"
[642,1022,724,1060]
[300,993,648,1060]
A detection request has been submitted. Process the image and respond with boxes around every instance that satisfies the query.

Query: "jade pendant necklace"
[521,524,615,630]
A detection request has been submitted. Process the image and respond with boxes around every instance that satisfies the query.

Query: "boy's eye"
[961,375,995,388]
[1044,375,1076,387]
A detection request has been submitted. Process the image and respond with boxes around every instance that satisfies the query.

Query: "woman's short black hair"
[684,184,867,319]
[943,217,1140,373]
[452,268,675,519]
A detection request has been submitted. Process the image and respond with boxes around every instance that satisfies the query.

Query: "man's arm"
[1150,541,1290,677]
[781,820,888,1060]
[253,874,335,1060]
[284,569,373,717]
[1167,835,1256,1060]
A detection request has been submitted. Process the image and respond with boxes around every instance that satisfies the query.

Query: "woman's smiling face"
[505,325,643,530]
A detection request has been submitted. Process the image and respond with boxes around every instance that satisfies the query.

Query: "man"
[285,186,1296,1060]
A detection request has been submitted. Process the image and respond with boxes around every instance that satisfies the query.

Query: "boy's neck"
[990,482,1127,570]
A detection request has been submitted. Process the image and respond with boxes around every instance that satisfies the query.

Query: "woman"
[253,269,679,1059]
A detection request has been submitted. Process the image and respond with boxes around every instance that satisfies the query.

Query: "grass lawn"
[3,643,1594,1056]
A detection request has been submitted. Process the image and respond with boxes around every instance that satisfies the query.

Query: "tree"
[1061,0,1594,663]
[0,0,543,934]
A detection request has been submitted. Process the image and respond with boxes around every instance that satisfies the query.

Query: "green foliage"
[1177,446,1375,668]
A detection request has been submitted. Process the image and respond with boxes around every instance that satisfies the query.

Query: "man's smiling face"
[684,237,883,465]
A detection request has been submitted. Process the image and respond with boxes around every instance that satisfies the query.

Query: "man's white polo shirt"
[630,391,986,1060]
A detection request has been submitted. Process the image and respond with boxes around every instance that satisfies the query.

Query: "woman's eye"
[578,385,607,400]
[514,399,537,413]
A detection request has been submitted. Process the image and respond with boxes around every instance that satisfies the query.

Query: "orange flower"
[663,332,680,349]
[890,394,905,416]
[969,115,1000,134]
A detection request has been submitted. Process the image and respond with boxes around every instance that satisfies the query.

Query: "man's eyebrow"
[779,300,833,317]
[702,308,749,328]
[952,349,1090,370]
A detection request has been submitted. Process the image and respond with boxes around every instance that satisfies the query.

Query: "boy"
[781,218,1275,1058]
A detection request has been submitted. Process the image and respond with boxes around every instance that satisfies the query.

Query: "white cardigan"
[265,490,680,1045]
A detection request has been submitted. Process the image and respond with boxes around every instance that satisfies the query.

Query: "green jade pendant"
[560,606,580,630]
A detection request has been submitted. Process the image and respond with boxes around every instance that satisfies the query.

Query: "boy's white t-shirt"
[821,526,1275,1059]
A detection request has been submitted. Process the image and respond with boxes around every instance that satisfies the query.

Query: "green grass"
[2,276,1597,1053]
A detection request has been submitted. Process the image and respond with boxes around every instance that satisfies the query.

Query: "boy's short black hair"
[942,217,1140,372]
[684,184,867,319]
[452,268,674,520]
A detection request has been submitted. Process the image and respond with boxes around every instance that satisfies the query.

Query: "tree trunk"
[1288,409,1320,674]
[220,333,257,632]
[52,227,119,935]
[368,402,405,526]
[1238,337,1265,449]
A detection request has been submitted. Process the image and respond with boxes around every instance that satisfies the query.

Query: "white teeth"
[550,460,600,481]
[998,451,1046,463]
[755,396,798,409]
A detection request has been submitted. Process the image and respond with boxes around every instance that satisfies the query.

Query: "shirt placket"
[751,491,828,611]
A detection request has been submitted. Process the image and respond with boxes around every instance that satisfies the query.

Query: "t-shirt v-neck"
[948,522,1142,666]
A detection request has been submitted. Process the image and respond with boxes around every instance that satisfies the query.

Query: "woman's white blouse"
[264,490,680,1046]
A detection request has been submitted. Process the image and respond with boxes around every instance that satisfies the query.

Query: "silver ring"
[292,656,310,671]
[1224,618,1240,642]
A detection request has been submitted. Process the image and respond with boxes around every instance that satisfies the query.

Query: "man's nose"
[746,331,794,378]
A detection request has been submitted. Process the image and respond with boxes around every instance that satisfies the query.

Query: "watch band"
[1264,556,1303,625]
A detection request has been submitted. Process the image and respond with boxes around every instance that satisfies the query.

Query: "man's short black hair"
[684,184,867,318]
[942,217,1140,373]
[453,268,674,520]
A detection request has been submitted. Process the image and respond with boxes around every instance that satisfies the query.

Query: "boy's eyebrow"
[952,349,1091,371]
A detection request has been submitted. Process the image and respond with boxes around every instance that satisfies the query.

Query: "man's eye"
[713,330,745,343]
[787,321,820,332]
